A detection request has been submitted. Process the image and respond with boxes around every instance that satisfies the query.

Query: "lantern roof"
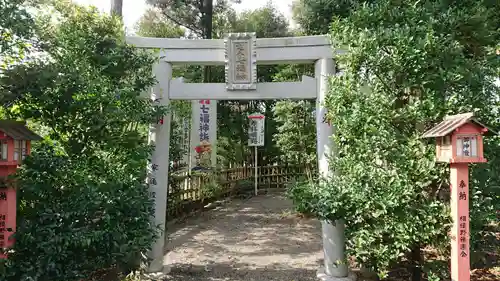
[422,112,496,138]
[0,120,42,141]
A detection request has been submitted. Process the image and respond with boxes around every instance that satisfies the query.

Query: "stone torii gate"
[126,33,355,281]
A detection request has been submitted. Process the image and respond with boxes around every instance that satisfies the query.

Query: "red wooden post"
[422,112,495,281]
[450,163,470,281]
[0,188,16,259]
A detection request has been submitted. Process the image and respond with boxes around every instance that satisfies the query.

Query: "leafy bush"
[273,100,317,166]
[2,144,157,280]
[0,2,165,280]
[201,175,223,199]
[235,179,253,194]
[287,180,316,216]
[291,0,500,279]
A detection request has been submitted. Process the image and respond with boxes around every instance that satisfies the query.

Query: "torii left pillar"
[145,59,172,278]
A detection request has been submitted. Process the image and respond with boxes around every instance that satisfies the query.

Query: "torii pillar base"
[317,221,357,281]
[142,260,171,281]
[317,268,357,281]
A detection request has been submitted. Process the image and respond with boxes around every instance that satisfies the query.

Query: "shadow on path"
[164,191,323,280]
[166,262,318,281]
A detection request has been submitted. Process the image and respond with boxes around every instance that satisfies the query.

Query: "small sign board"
[248,113,265,146]
[224,33,257,91]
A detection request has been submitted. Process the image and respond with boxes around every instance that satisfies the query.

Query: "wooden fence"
[166,164,314,220]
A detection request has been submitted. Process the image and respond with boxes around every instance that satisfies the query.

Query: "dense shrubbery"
[0,2,164,280]
[290,0,500,279]
[273,100,317,167]
[2,144,156,280]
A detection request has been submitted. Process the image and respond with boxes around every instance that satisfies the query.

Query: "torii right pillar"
[315,57,356,281]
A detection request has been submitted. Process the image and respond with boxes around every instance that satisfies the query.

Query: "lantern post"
[422,113,496,281]
[0,120,41,259]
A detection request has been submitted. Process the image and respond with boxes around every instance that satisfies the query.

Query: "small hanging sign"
[248,113,265,147]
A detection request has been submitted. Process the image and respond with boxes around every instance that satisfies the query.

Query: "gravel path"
[163,191,324,281]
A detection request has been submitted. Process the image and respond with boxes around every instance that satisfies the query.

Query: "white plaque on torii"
[224,33,257,91]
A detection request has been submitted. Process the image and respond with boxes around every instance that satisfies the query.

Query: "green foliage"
[287,180,317,217]
[168,101,192,165]
[0,2,163,279]
[134,7,194,166]
[147,0,239,38]
[200,175,223,199]
[469,137,500,264]
[292,0,373,35]
[235,179,253,191]
[135,8,185,38]
[290,0,500,278]
[231,3,290,38]
[2,144,157,280]
[273,100,316,165]
[1,3,162,156]
[272,64,316,166]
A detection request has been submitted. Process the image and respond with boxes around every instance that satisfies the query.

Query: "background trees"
[135,8,184,38]
[0,0,36,118]
[140,1,316,168]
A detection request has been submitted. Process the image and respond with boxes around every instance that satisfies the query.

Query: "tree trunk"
[203,0,213,39]
[411,245,422,281]
[110,0,123,18]
[202,0,213,83]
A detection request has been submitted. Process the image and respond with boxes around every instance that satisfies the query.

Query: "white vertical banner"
[190,100,217,168]
[181,118,190,167]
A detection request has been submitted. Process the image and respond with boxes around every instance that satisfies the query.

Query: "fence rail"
[166,164,314,220]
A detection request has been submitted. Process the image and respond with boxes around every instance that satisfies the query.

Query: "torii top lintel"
[125,34,341,65]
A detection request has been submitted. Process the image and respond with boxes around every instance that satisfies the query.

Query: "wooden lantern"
[0,120,41,175]
[0,120,41,258]
[422,112,494,163]
[422,112,496,281]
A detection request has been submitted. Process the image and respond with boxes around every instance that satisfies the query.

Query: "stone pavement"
[163,191,324,281]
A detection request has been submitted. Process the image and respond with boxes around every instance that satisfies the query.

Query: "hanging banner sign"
[196,100,214,168]
[248,113,265,147]
[199,100,211,142]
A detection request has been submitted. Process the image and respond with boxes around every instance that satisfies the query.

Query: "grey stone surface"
[163,192,324,280]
